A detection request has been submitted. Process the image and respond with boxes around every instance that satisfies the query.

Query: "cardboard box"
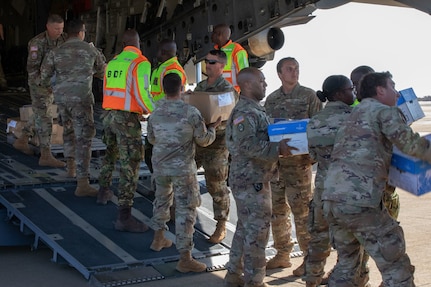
[388,166,431,196]
[397,88,424,125]
[19,104,58,121]
[267,119,309,155]
[182,91,236,124]
[6,117,26,139]
[389,135,431,195]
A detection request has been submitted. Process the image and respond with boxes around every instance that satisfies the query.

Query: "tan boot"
[321,268,333,285]
[293,261,305,276]
[96,186,114,205]
[114,206,148,233]
[176,250,207,273]
[208,220,227,244]
[224,271,245,287]
[75,178,98,197]
[266,252,292,270]
[39,147,65,167]
[150,230,173,251]
[66,158,76,177]
[13,135,34,155]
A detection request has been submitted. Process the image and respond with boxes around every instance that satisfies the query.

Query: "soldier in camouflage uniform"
[40,19,106,197]
[304,75,358,287]
[13,14,66,168]
[224,67,295,287]
[322,72,428,287]
[148,73,221,273]
[263,57,322,275]
[194,49,236,244]
[98,29,154,233]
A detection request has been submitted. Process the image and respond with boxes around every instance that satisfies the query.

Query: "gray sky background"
[262,3,431,98]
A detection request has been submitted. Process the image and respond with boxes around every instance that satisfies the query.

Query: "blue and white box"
[268,119,309,155]
[397,88,424,125]
[388,135,431,196]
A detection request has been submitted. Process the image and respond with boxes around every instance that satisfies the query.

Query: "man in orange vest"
[98,29,154,233]
[211,23,249,93]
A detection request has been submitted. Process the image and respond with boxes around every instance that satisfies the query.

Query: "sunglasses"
[204,59,223,65]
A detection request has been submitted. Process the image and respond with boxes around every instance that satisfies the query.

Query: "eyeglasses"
[204,59,223,65]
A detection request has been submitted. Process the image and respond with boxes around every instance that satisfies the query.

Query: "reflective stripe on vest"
[103,47,154,113]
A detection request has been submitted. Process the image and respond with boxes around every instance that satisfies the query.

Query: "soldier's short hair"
[359,72,393,99]
[276,57,298,74]
[208,49,227,64]
[47,14,64,24]
[163,73,182,96]
[66,19,85,36]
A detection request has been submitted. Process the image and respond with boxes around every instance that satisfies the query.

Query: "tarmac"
[1,103,431,287]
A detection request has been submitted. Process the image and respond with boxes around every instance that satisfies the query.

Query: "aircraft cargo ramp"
[0,92,301,286]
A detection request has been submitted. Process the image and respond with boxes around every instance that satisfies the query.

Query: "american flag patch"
[233,116,244,125]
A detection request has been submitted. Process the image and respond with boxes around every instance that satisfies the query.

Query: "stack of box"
[267,119,309,155]
[182,91,236,124]
[388,135,431,196]
[397,87,425,125]
[6,104,63,145]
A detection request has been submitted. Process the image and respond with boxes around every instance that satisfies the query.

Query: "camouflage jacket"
[226,96,279,186]
[264,83,322,166]
[40,38,106,105]
[306,101,352,192]
[322,98,431,207]
[147,99,216,176]
[27,31,67,87]
[194,75,235,148]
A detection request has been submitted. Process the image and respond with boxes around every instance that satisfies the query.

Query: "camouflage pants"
[323,201,415,287]
[151,174,201,252]
[58,103,95,178]
[98,110,143,207]
[23,86,54,148]
[304,187,331,283]
[226,182,272,286]
[195,146,230,221]
[270,162,312,255]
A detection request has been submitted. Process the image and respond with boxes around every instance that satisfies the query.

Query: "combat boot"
[176,250,207,273]
[39,147,66,167]
[114,206,148,233]
[150,230,173,251]
[66,158,76,177]
[75,177,98,197]
[224,271,245,287]
[208,220,226,244]
[96,186,114,205]
[266,252,292,269]
[13,135,34,155]
[293,260,305,276]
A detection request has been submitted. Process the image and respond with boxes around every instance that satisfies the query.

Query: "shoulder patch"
[233,115,244,125]
[30,46,38,51]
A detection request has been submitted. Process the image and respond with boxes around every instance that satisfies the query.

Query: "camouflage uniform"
[148,99,216,252]
[225,97,280,286]
[322,97,430,287]
[40,38,106,178]
[194,75,234,223]
[24,31,67,147]
[304,101,352,284]
[264,84,321,260]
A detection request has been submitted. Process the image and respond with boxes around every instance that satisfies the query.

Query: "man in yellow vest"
[98,29,154,233]
[145,39,187,179]
[211,23,249,93]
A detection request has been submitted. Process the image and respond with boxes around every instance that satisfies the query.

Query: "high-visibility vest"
[103,46,154,114]
[215,40,249,92]
[150,57,187,102]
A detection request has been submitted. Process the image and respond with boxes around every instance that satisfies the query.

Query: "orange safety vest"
[150,57,187,102]
[103,46,154,114]
[215,40,249,92]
